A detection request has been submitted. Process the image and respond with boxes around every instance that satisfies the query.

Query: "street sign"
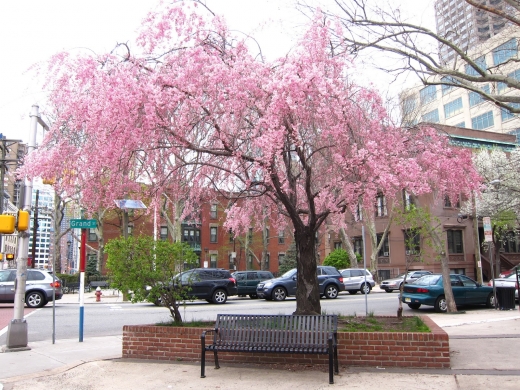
[70,219,98,229]
[483,217,492,242]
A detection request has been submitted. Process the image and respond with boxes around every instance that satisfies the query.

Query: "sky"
[0,0,435,144]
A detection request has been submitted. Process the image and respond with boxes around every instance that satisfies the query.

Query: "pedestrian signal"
[0,215,15,234]
[16,210,30,231]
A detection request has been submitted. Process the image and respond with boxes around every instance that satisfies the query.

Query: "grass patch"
[338,315,430,332]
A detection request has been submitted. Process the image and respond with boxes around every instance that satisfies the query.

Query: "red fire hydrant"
[95,287,102,302]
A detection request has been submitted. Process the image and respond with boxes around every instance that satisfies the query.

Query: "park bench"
[200,314,339,384]
[89,281,110,290]
[63,282,88,294]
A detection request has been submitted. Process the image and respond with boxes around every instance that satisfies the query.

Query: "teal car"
[401,274,494,312]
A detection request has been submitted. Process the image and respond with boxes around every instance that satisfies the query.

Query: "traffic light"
[0,215,15,234]
[16,210,30,231]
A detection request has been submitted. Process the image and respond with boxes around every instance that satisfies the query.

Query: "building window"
[248,227,253,242]
[447,230,464,254]
[444,97,463,119]
[375,194,387,217]
[419,85,437,105]
[334,241,342,250]
[465,55,487,76]
[278,253,286,266]
[404,229,420,255]
[265,253,270,267]
[450,268,466,275]
[501,103,520,122]
[377,234,389,257]
[353,237,363,257]
[210,226,218,243]
[403,190,416,211]
[471,111,494,130]
[88,229,97,242]
[493,38,517,65]
[441,76,457,95]
[127,225,133,236]
[454,121,465,128]
[278,230,285,244]
[210,254,217,268]
[444,194,461,208]
[355,203,363,221]
[210,204,217,219]
[421,108,439,123]
[160,226,168,241]
[498,69,520,94]
[469,84,490,107]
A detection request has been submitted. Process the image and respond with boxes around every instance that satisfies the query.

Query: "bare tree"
[301,0,520,114]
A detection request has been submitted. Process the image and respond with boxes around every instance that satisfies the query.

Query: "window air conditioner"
[383,252,389,257]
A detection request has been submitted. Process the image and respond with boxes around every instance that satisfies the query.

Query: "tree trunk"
[439,254,457,312]
[294,227,321,315]
[339,228,358,268]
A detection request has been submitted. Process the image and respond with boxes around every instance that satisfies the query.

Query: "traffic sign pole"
[79,228,87,342]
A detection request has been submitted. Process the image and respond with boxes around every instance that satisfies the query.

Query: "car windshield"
[281,269,297,278]
[413,275,441,285]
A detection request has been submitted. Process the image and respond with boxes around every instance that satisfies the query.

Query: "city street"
[1,290,419,345]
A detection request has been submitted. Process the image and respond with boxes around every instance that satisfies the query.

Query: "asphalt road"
[0,290,430,345]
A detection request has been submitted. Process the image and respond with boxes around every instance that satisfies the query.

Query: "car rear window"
[414,275,441,285]
[27,270,46,281]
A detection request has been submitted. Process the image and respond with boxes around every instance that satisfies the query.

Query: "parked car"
[499,266,518,278]
[256,265,345,301]
[232,270,274,299]
[174,268,237,304]
[488,273,519,301]
[401,274,494,312]
[0,268,63,308]
[339,268,375,294]
[380,270,432,292]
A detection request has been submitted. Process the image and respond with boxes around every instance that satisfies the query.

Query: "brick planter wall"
[122,316,449,369]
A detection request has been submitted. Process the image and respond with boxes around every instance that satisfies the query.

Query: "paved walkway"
[0,290,519,389]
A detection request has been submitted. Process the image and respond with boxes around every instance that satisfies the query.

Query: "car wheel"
[211,289,227,304]
[249,294,258,299]
[434,296,447,313]
[272,287,287,301]
[408,303,421,310]
[485,292,495,308]
[360,283,371,294]
[348,290,358,295]
[385,289,393,293]
[325,285,339,299]
[25,291,46,308]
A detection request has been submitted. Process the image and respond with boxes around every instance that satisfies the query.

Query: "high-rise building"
[29,183,55,269]
[435,0,508,63]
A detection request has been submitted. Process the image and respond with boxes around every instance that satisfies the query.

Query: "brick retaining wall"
[122,316,449,369]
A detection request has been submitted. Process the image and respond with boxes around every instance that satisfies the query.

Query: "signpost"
[70,218,97,341]
[483,217,497,309]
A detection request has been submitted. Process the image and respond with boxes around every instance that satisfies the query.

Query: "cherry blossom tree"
[22,3,480,314]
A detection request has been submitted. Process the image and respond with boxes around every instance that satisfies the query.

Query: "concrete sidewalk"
[0,294,519,389]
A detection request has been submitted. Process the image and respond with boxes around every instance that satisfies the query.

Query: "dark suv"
[232,270,274,299]
[0,268,63,308]
[176,268,238,304]
[256,266,345,301]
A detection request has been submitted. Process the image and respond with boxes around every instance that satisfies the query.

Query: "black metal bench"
[201,314,339,384]
[63,282,87,294]
[89,281,110,289]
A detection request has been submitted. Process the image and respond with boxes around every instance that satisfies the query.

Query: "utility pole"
[5,105,48,350]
